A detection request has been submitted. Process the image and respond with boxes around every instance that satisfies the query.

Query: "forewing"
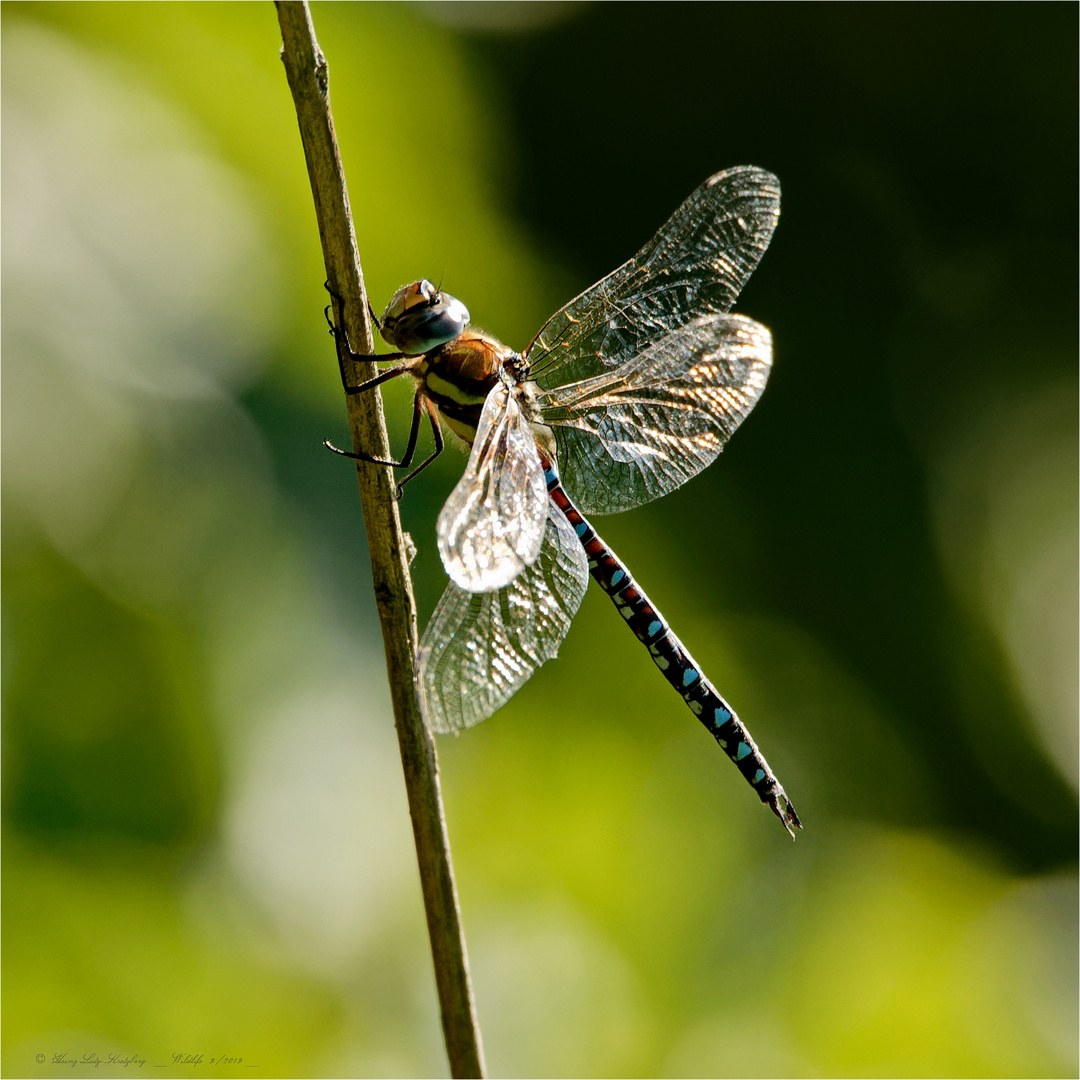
[526,166,780,390]
[538,314,772,514]
[437,382,548,592]
[418,503,590,734]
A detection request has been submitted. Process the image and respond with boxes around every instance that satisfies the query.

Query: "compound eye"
[380,281,469,354]
[380,279,434,322]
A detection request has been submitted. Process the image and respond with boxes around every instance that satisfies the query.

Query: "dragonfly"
[329,166,801,837]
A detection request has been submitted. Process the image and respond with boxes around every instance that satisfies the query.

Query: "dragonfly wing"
[525,166,779,390]
[418,502,590,734]
[539,313,772,515]
[437,381,548,592]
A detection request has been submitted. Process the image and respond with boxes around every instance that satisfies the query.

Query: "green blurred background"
[3,3,1076,1077]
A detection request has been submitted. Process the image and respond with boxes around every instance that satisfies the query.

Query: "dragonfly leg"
[322,283,410,391]
[325,396,444,500]
[340,361,416,396]
[324,387,426,474]
[392,396,445,497]
[323,280,383,334]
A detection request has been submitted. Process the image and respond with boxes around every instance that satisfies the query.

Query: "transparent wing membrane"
[525,166,779,391]
[437,380,548,592]
[412,167,796,835]
[418,504,590,734]
[538,314,772,515]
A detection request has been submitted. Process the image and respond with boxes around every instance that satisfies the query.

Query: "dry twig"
[275,4,485,1075]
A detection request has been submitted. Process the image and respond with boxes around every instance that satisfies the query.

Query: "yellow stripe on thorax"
[425,371,489,407]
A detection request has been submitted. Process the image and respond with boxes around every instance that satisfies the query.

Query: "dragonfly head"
[379,279,470,355]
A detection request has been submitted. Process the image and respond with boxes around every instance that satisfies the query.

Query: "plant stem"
[274,5,485,1076]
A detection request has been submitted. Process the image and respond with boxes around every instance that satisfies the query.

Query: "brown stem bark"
[274,4,485,1076]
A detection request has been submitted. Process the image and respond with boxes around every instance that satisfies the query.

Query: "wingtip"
[704,164,781,197]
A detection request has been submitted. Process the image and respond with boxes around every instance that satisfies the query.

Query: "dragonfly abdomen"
[545,465,802,838]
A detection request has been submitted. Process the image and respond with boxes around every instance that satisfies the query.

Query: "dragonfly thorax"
[380,279,470,356]
[420,329,516,446]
